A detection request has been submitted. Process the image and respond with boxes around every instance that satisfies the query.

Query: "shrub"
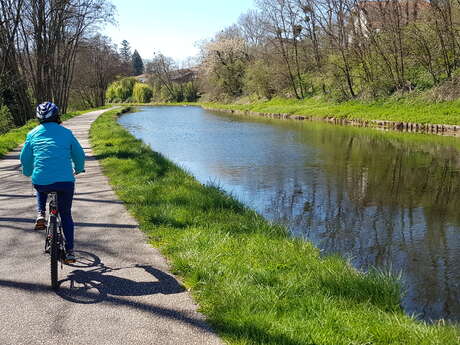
[132,83,153,103]
[244,60,276,100]
[184,82,199,102]
[105,77,137,102]
[0,104,14,135]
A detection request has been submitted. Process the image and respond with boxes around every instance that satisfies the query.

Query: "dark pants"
[34,182,75,251]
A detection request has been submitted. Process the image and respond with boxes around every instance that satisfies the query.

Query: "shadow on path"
[1,154,20,160]
[73,197,124,205]
[0,251,212,333]
[0,278,211,334]
[57,251,185,304]
[0,217,33,224]
[0,194,34,199]
[0,217,136,229]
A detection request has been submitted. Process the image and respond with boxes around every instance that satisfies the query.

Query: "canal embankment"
[90,107,460,345]
[201,97,460,137]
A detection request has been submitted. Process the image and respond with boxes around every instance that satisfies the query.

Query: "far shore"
[111,97,460,137]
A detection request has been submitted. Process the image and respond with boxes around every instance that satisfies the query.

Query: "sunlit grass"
[0,106,111,158]
[90,108,459,345]
[202,97,460,126]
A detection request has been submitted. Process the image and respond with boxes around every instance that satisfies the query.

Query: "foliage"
[90,108,460,345]
[132,83,153,103]
[199,31,249,99]
[183,82,199,102]
[145,53,199,103]
[106,77,137,102]
[0,2,33,126]
[70,34,124,109]
[195,0,460,103]
[131,50,144,76]
[18,0,115,113]
[243,60,276,99]
[120,39,132,63]
[0,104,13,135]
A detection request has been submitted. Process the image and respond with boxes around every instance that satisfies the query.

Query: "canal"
[119,105,460,322]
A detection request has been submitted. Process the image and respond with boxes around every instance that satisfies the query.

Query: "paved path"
[0,109,223,345]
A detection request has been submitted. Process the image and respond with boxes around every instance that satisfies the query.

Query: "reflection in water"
[119,106,460,322]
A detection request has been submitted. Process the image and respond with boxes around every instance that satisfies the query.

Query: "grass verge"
[0,106,111,159]
[201,97,460,126]
[90,108,460,345]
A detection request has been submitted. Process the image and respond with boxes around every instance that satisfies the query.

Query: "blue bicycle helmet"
[36,101,59,123]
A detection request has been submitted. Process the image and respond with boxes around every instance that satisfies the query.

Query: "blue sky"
[102,0,256,63]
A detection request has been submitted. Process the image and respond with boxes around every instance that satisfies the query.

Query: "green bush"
[244,60,276,99]
[132,83,153,103]
[106,82,121,102]
[106,77,137,102]
[0,104,14,135]
[183,82,199,102]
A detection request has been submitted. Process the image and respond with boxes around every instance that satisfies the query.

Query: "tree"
[71,35,124,108]
[120,40,132,63]
[0,0,32,126]
[146,52,177,99]
[199,28,250,99]
[119,39,133,75]
[18,0,115,113]
[132,82,152,102]
[132,49,144,75]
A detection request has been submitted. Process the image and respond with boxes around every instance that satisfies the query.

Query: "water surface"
[119,106,460,322]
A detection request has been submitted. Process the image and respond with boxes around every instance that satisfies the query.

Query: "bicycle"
[44,192,67,290]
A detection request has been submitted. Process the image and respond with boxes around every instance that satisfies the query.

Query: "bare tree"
[71,34,123,108]
[257,0,308,98]
[0,0,32,125]
[238,9,267,48]
[146,52,177,98]
[312,0,358,97]
[429,0,460,79]
[17,0,115,113]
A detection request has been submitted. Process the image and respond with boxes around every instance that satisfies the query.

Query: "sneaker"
[64,250,76,264]
[34,212,46,230]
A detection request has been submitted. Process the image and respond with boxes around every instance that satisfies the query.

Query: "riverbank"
[0,106,111,158]
[90,107,459,345]
[201,97,460,136]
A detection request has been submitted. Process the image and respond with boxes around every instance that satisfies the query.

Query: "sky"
[102,0,256,64]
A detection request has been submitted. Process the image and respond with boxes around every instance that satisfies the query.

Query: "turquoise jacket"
[20,122,85,185]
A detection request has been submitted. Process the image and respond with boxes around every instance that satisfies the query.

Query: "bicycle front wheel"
[49,216,59,290]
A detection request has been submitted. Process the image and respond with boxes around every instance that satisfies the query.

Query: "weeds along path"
[0,108,222,345]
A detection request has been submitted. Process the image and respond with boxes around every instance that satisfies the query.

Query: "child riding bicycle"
[20,101,85,263]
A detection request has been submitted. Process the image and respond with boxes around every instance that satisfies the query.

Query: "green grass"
[0,106,111,158]
[201,97,460,126]
[90,108,459,345]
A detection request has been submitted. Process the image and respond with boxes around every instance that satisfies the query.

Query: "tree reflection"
[263,125,460,321]
[121,108,460,321]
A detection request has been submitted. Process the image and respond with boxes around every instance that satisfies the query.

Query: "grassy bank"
[201,97,460,126]
[90,108,459,345]
[0,106,110,158]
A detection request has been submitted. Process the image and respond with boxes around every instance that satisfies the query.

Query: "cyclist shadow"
[57,251,186,304]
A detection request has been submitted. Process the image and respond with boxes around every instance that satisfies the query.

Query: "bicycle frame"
[44,192,67,289]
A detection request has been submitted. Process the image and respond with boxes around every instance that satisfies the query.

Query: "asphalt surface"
[0,108,223,345]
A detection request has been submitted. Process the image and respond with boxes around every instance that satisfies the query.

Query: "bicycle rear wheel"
[49,216,59,290]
